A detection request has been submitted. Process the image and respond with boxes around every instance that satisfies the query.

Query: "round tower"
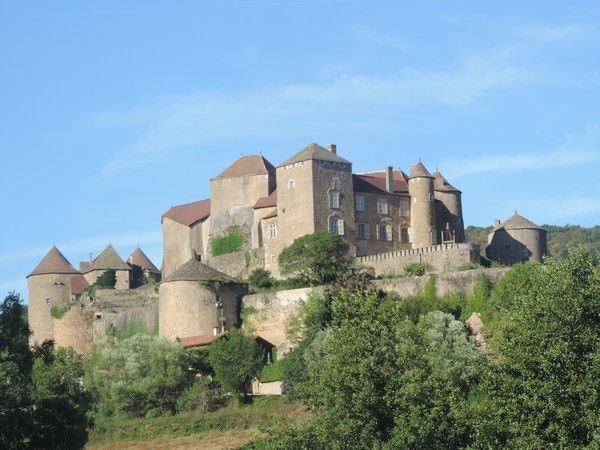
[432,171,464,242]
[27,246,80,345]
[408,162,436,248]
[485,212,547,265]
[159,259,241,341]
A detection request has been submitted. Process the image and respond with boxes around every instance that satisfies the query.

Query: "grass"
[260,360,284,382]
[50,304,69,319]
[210,230,245,256]
[87,396,309,447]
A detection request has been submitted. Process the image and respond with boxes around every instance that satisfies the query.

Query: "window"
[355,195,365,212]
[267,223,278,239]
[329,190,340,209]
[377,224,392,241]
[332,177,341,190]
[399,200,409,217]
[45,298,51,305]
[429,193,434,202]
[329,217,344,235]
[400,227,409,243]
[377,198,388,214]
[357,223,371,239]
[288,179,295,189]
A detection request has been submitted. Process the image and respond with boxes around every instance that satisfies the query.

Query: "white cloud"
[442,126,600,178]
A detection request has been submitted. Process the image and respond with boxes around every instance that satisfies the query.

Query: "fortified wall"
[207,247,265,280]
[357,243,480,277]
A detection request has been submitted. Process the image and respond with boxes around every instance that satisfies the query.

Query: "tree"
[470,247,600,448]
[84,334,189,418]
[208,329,264,403]
[95,269,116,288]
[278,231,353,285]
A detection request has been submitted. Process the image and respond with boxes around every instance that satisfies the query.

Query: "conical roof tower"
[28,246,80,277]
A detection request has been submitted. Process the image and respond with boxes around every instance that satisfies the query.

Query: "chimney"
[385,166,393,193]
[325,144,337,154]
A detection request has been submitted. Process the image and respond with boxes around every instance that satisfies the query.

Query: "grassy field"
[86,396,308,449]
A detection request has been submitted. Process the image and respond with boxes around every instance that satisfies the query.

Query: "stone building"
[486,212,547,265]
[128,247,161,286]
[81,244,132,290]
[162,142,465,276]
[159,258,245,341]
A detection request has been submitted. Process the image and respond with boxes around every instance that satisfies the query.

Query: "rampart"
[357,243,480,276]
[208,247,265,280]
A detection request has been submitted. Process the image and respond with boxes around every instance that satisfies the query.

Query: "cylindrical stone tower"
[433,171,464,242]
[159,259,240,341]
[27,246,80,345]
[408,162,436,248]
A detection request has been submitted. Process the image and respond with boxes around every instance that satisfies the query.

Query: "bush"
[84,335,190,418]
[403,262,433,276]
[210,229,244,256]
[96,269,116,288]
[176,378,226,413]
[249,268,275,290]
[278,231,353,285]
[50,304,69,319]
[458,262,481,271]
[260,359,284,382]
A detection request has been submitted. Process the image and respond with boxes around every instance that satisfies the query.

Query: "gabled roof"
[28,246,80,277]
[279,143,351,167]
[353,170,409,195]
[262,209,278,220]
[409,162,433,178]
[180,332,227,348]
[163,258,232,283]
[212,155,275,180]
[85,245,130,272]
[501,213,543,230]
[432,171,460,193]
[163,199,211,228]
[70,274,89,295]
[253,190,277,209]
[128,248,160,274]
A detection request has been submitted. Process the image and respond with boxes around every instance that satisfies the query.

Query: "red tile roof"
[253,190,277,209]
[70,275,89,295]
[85,244,130,272]
[212,155,275,180]
[163,199,211,227]
[180,332,227,348]
[353,170,409,195]
[28,246,80,277]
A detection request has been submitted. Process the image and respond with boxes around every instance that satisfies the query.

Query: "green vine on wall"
[210,229,244,256]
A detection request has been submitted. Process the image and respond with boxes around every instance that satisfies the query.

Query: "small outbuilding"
[486,212,547,265]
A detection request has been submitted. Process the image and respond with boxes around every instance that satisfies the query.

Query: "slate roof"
[28,246,80,277]
[163,259,232,283]
[85,245,130,272]
[409,162,433,178]
[212,155,275,180]
[502,213,543,230]
[253,190,277,209]
[162,199,211,227]
[432,171,461,193]
[70,275,89,295]
[353,170,409,195]
[128,247,160,274]
[279,143,351,167]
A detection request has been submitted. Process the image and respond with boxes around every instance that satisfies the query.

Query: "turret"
[408,162,436,248]
[27,246,80,345]
[432,170,464,242]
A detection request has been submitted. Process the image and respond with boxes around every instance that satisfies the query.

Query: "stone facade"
[162,143,466,279]
[28,273,73,345]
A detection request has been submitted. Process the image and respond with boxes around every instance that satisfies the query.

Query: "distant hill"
[466,224,600,258]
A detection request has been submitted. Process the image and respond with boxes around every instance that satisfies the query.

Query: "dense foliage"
[210,229,245,256]
[0,293,90,449]
[84,334,190,418]
[208,329,264,403]
[278,231,353,285]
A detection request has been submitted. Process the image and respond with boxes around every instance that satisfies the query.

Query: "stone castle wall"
[54,306,95,355]
[27,273,73,345]
[357,243,479,276]
[208,247,265,280]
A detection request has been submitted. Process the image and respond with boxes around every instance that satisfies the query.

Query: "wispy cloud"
[443,126,600,178]
[93,52,533,175]
[0,230,161,266]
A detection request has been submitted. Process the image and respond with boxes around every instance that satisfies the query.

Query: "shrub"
[249,268,275,290]
[175,378,226,413]
[95,269,116,288]
[50,304,69,319]
[278,231,353,285]
[403,262,433,276]
[210,229,244,256]
[458,262,481,271]
[260,359,284,383]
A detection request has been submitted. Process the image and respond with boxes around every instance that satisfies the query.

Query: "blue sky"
[1,1,599,300]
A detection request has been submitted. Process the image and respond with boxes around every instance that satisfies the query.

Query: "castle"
[161,142,466,278]
[26,142,546,354]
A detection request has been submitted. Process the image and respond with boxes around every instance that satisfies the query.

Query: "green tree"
[208,329,263,403]
[278,231,353,285]
[248,268,275,290]
[471,247,600,448]
[84,335,189,418]
[95,269,116,288]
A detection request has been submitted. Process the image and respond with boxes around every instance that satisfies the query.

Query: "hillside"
[466,224,600,258]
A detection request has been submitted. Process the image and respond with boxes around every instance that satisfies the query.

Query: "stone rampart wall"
[208,247,265,280]
[357,243,479,276]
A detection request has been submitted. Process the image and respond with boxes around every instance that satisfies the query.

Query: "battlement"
[357,242,480,276]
